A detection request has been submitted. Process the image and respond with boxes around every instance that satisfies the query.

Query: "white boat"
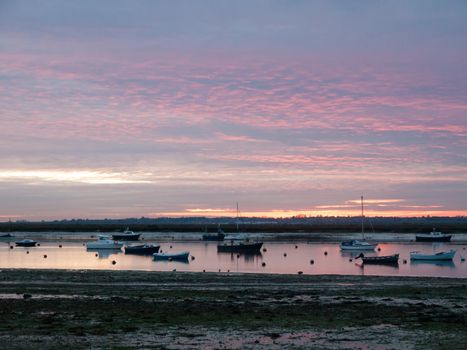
[224,233,250,241]
[410,249,456,261]
[340,196,377,251]
[15,239,37,247]
[153,251,190,260]
[340,240,377,251]
[86,235,124,249]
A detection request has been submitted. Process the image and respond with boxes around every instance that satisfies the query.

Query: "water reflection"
[411,260,456,268]
[86,248,122,259]
[153,259,189,265]
[0,241,465,277]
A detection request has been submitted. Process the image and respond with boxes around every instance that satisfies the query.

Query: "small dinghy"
[410,250,456,261]
[356,253,399,265]
[15,239,37,247]
[124,244,160,255]
[153,251,190,261]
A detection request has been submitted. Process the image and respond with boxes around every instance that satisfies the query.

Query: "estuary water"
[0,236,466,277]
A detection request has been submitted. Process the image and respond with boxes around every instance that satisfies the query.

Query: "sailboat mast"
[236,202,239,232]
[361,196,364,237]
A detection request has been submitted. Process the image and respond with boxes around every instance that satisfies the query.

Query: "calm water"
[1,239,466,277]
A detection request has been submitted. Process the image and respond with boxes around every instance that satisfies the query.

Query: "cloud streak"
[0,1,466,219]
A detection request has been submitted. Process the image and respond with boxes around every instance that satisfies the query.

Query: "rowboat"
[410,250,456,261]
[124,244,160,255]
[153,251,190,261]
[356,253,399,265]
[15,239,37,247]
[217,242,263,254]
[415,228,452,242]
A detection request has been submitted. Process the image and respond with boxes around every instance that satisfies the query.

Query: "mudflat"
[0,269,465,349]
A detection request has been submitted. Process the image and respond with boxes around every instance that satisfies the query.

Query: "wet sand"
[0,269,465,349]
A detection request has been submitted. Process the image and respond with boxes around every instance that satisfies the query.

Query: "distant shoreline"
[1,220,466,234]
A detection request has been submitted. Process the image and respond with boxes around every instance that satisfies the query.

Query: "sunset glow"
[0,1,466,220]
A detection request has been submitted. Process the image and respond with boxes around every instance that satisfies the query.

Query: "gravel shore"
[0,269,465,349]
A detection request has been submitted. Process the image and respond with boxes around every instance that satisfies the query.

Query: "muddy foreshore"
[0,269,465,349]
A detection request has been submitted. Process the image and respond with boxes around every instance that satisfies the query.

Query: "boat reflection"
[411,260,456,268]
[153,259,189,265]
[87,248,122,259]
[341,250,373,258]
[224,252,262,262]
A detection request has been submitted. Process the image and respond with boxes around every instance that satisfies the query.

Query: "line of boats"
[341,230,457,265]
[84,228,264,262]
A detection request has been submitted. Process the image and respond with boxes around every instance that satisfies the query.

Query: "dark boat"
[124,244,160,255]
[356,253,399,265]
[415,229,451,242]
[202,225,225,241]
[111,228,141,241]
[15,239,37,247]
[217,242,263,253]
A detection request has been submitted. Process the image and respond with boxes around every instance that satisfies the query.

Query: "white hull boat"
[340,240,377,251]
[410,249,456,261]
[86,235,124,249]
[153,251,190,261]
[340,197,378,251]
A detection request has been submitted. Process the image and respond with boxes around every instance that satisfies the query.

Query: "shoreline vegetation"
[1,216,466,234]
[0,269,465,349]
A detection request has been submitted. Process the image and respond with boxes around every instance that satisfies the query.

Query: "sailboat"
[224,202,248,241]
[340,196,377,251]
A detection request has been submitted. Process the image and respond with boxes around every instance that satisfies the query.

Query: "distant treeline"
[1,216,466,233]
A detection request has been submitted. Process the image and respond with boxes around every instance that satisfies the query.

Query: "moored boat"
[111,228,141,241]
[124,244,160,255]
[15,239,37,247]
[86,235,124,249]
[217,242,263,254]
[415,229,452,242]
[153,251,190,260]
[202,225,225,241]
[356,253,399,265]
[340,240,377,251]
[410,250,456,261]
[340,196,378,251]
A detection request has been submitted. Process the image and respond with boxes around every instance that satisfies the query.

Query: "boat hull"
[86,241,124,249]
[153,251,190,260]
[202,233,225,241]
[361,254,399,265]
[410,250,456,261]
[340,241,376,251]
[415,235,451,242]
[124,244,160,255]
[111,234,141,241]
[15,240,37,247]
[217,242,263,253]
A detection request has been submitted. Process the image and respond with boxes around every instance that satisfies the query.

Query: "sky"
[0,0,466,220]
